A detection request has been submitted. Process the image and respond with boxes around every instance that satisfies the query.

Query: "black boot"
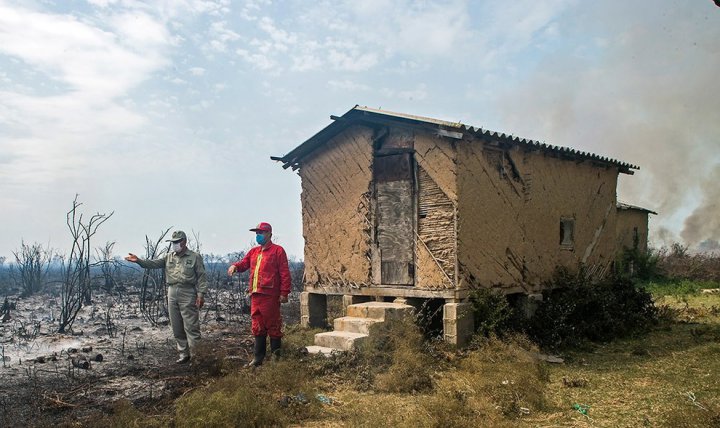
[247,335,267,367]
[270,337,281,361]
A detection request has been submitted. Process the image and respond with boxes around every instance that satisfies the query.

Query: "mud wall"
[414,133,458,289]
[299,125,374,287]
[616,209,649,253]
[456,141,619,291]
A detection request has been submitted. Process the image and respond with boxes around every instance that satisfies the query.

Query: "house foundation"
[301,291,476,346]
[443,301,474,346]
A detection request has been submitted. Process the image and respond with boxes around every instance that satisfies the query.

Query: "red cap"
[250,222,272,233]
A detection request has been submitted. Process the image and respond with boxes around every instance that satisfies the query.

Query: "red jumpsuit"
[232,243,291,338]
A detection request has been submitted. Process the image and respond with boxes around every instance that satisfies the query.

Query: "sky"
[0,0,718,262]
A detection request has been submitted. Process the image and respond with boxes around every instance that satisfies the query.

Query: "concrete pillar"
[443,301,474,347]
[518,293,543,319]
[300,292,327,328]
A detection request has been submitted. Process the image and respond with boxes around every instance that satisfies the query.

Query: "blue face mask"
[256,234,266,245]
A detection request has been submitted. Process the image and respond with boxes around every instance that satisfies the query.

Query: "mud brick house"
[616,202,656,254]
[273,106,652,345]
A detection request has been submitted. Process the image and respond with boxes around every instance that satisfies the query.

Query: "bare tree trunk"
[139,228,170,326]
[95,241,118,292]
[58,195,113,334]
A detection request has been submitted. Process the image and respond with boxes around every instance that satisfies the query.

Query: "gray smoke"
[491,1,720,251]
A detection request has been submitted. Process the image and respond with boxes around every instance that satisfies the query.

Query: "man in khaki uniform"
[125,230,207,364]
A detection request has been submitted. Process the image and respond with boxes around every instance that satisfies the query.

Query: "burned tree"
[288,257,305,293]
[58,196,113,333]
[139,228,171,325]
[200,253,231,322]
[11,241,52,296]
[95,241,121,291]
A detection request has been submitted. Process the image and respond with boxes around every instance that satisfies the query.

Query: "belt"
[168,282,195,288]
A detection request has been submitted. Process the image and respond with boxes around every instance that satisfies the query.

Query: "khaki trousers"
[167,285,201,356]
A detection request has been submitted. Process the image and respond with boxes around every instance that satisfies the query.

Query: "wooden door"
[374,153,415,285]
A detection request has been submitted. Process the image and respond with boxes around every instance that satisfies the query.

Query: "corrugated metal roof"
[272,105,640,174]
[617,202,658,215]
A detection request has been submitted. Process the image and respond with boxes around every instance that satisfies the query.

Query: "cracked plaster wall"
[456,142,619,291]
[616,210,650,253]
[299,126,373,287]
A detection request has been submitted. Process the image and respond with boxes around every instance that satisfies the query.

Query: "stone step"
[314,331,368,351]
[346,302,414,321]
[333,316,381,334]
[305,345,339,356]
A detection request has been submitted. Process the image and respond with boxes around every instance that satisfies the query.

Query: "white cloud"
[327,80,371,92]
[205,20,241,52]
[236,47,276,71]
[108,10,173,48]
[0,5,169,97]
[189,66,206,76]
[326,49,378,71]
[0,2,172,193]
[257,16,298,46]
[380,83,428,101]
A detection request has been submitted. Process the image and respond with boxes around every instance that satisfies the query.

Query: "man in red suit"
[228,222,291,367]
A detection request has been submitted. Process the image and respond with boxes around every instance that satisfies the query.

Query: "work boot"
[246,335,267,367]
[176,353,191,364]
[270,337,281,361]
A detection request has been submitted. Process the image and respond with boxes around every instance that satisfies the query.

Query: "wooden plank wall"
[414,134,458,289]
[417,167,455,289]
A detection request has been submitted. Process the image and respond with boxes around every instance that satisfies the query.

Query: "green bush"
[616,247,660,281]
[527,267,658,349]
[468,288,514,337]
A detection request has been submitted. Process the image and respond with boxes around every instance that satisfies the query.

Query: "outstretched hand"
[227,265,237,276]
[125,253,139,263]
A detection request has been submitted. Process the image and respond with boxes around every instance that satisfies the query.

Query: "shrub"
[655,244,720,282]
[616,247,660,281]
[468,288,514,337]
[527,267,658,349]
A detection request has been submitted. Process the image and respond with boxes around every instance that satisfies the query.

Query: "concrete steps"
[333,316,380,334]
[314,331,368,351]
[304,345,339,356]
[306,301,414,356]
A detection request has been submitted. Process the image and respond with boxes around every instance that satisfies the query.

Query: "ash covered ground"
[0,288,301,426]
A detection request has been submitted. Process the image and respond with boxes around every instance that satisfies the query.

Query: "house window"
[560,218,574,249]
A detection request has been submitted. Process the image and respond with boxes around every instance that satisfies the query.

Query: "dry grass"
[94,292,720,428]
[527,297,720,427]
[175,359,323,427]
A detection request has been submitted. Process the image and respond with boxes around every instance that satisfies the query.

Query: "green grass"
[645,279,720,297]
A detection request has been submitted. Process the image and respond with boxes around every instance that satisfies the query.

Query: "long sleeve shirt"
[136,249,208,297]
[232,243,291,297]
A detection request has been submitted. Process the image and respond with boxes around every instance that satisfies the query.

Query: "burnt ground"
[0,291,301,427]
